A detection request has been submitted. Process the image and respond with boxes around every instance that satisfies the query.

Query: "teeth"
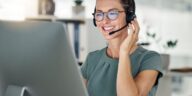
[104,26,113,31]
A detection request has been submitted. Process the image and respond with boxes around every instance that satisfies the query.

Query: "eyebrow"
[95,8,120,12]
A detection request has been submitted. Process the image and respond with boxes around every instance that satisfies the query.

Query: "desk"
[26,16,85,60]
[166,71,192,77]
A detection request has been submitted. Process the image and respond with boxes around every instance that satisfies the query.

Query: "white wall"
[161,10,192,56]
[54,0,95,18]
[137,5,192,56]
[0,0,95,19]
[1,0,192,56]
[0,0,38,20]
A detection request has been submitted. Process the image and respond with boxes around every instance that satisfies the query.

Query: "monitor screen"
[0,21,88,96]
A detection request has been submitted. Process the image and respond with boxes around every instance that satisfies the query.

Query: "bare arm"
[116,19,159,96]
[134,70,159,96]
[117,52,138,96]
[117,55,159,96]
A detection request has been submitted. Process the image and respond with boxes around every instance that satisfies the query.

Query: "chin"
[105,37,113,40]
[104,33,117,40]
[101,29,121,40]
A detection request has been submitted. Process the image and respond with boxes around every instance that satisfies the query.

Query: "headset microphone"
[109,23,128,35]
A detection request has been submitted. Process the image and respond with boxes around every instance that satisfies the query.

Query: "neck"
[107,47,119,59]
[107,31,128,59]
[107,44,138,59]
[108,30,128,49]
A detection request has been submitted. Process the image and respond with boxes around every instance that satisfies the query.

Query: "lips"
[102,26,114,32]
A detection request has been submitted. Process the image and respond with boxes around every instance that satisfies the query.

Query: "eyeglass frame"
[92,9,125,22]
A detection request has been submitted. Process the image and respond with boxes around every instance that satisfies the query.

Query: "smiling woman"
[80,0,163,96]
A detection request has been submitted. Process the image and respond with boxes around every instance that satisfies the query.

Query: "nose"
[102,14,110,24]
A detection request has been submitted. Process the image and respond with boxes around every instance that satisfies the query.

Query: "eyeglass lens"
[95,10,119,21]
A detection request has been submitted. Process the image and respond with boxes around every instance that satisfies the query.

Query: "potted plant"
[72,0,85,18]
[74,0,83,6]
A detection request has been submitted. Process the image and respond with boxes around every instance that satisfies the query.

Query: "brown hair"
[120,0,135,12]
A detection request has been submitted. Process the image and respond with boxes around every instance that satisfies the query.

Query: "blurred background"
[1,0,192,96]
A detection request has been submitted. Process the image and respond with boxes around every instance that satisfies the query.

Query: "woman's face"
[95,0,127,40]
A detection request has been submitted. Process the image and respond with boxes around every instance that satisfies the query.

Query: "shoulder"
[81,48,106,79]
[86,48,106,61]
[135,46,163,78]
[135,46,161,60]
[83,47,106,69]
[136,46,163,74]
[134,46,162,70]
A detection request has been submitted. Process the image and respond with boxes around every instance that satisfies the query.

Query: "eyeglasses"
[92,9,125,22]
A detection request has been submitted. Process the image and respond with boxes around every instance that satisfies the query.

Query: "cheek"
[113,20,124,29]
[118,14,127,25]
[96,22,105,32]
[120,17,127,25]
[96,24,102,30]
[96,26,105,35]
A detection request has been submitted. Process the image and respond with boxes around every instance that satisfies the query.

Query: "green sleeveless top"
[81,46,163,96]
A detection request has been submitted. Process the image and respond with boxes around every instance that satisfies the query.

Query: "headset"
[93,0,136,27]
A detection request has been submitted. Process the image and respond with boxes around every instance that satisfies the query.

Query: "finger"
[129,23,139,46]
[127,23,135,45]
[134,18,140,29]
[131,19,140,35]
[122,23,137,51]
[125,19,139,53]
[131,19,139,40]
[131,21,137,34]
[129,22,136,37]
[128,23,134,35]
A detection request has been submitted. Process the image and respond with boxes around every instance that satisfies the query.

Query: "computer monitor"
[0,21,88,96]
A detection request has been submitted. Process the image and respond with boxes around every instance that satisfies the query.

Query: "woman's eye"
[96,13,103,17]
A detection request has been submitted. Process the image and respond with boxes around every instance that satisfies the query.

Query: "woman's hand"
[117,18,141,96]
[120,18,140,55]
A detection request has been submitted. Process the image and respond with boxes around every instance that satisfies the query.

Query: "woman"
[81,0,163,96]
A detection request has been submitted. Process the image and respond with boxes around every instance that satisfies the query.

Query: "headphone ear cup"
[126,11,136,24]
[93,18,97,27]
